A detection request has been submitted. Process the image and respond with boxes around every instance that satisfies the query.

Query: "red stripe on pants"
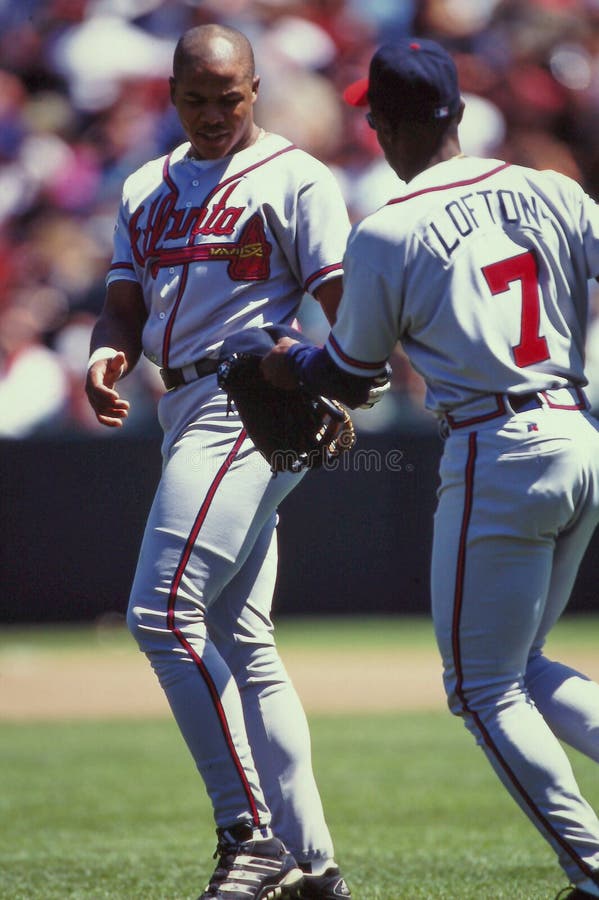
[166,428,261,826]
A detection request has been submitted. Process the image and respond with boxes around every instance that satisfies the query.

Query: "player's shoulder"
[511,163,594,222]
[265,133,340,185]
[348,183,412,247]
[344,206,403,265]
[121,143,188,201]
[284,142,333,174]
[510,162,585,200]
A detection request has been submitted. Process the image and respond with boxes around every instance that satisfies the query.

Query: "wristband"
[87,346,119,370]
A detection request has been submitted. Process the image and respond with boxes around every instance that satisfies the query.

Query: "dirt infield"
[3,638,599,721]
[0,645,446,720]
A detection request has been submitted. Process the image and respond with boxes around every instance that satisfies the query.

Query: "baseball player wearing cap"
[263,37,599,899]
[85,24,352,900]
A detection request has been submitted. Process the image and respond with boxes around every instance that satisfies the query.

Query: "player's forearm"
[89,280,147,376]
[313,277,343,325]
[287,343,375,408]
[89,313,143,376]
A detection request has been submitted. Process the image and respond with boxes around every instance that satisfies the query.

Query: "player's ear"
[169,76,177,105]
[251,75,260,103]
[377,117,394,145]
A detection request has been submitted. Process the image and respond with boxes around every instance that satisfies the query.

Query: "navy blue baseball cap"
[343,38,461,123]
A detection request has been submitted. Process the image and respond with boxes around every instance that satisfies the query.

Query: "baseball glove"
[217,326,356,473]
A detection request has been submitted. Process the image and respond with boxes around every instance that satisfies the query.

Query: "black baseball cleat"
[298,865,352,899]
[555,877,599,899]
[197,823,304,900]
[556,890,598,899]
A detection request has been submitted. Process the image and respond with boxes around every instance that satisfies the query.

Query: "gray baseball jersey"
[109,132,349,368]
[328,156,598,414]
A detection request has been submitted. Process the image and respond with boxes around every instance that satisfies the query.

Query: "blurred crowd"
[3,0,599,439]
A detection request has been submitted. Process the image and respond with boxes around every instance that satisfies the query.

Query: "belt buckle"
[160,368,179,392]
[438,417,451,439]
[507,392,541,414]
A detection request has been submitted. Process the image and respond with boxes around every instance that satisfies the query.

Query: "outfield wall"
[1,432,597,623]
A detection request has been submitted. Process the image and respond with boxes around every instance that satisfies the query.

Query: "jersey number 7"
[482,249,550,368]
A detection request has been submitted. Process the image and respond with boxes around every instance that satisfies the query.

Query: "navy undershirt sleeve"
[287,342,375,408]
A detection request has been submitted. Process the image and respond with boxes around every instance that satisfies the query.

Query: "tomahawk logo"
[130,179,272,282]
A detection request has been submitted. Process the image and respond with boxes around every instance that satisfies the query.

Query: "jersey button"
[159,312,166,319]
[169,267,175,274]
[186,202,191,208]
[192,180,199,186]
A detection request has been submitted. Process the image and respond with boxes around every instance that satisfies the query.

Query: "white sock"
[301,858,336,876]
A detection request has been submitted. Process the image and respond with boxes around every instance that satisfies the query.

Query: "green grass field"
[1,615,598,899]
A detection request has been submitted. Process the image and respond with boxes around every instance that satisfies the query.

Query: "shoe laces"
[213,823,255,857]
[205,839,243,890]
[208,827,274,891]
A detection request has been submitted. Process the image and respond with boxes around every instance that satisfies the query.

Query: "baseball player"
[85,24,352,900]
[262,38,599,899]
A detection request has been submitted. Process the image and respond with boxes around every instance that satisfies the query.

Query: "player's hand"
[260,337,300,390]
[359,363,392,408]
[85,352,130,427]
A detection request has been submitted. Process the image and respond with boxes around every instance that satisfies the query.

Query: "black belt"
[508,392,544,413]
[442,386,586,434]
[160,358,219,391]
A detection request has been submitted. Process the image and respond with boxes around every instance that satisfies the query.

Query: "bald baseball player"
[262,37,599,899]
[85,24,352,900]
